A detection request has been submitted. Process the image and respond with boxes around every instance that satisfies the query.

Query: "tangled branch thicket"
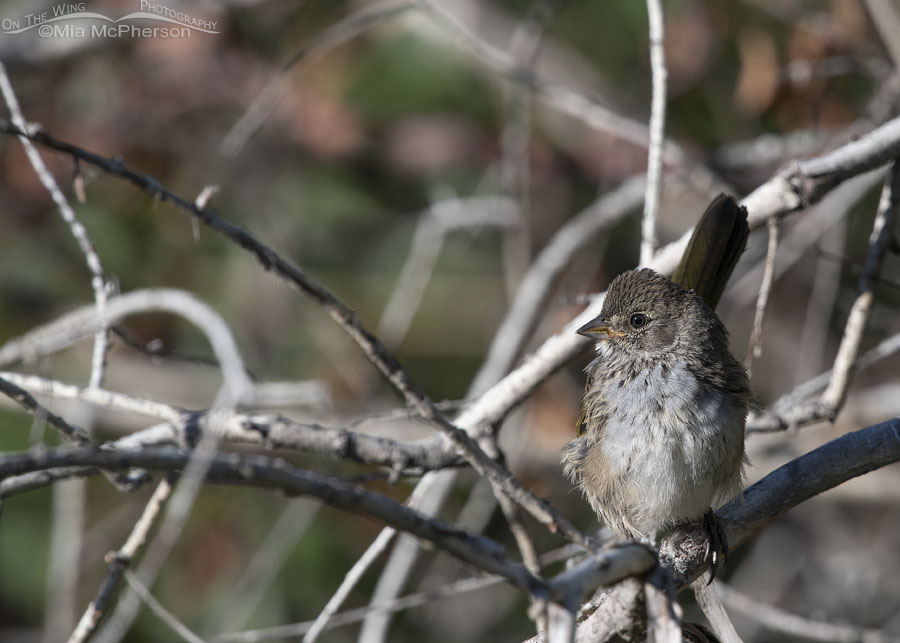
[1,3,899,642]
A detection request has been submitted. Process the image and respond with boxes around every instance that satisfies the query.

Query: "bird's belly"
[595,362,731,534]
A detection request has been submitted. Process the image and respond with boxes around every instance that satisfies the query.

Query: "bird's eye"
[629,313,648,329]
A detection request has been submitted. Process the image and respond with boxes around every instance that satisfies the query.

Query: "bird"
[562,194,751,566]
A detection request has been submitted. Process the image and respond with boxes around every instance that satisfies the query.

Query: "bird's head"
[577,268,714,358]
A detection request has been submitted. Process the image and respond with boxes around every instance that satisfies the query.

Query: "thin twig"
[745,215,780,377]
[122,569,207,643]
[302,528,398,642]
[0,371,181,421]
[751,328,900,433]
[730,170,885,309]
[497,486,542,576]
[640,0,667,266]
[0,376,93,446]
[0,62,109,388]
[96,419,231,641]
[819,160,900,411]
[357,480,462,642]
[68,476,176,643]
[0,467,98,499]
[116,412,464,473]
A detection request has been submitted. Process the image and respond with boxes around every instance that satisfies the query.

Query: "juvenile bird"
[562,195,750,561]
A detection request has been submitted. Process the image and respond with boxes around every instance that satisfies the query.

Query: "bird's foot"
[702,510,728,583]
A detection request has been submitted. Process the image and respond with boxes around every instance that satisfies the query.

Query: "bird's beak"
[577,318,621,339]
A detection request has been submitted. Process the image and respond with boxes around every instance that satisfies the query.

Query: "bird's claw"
[703,510,728,584]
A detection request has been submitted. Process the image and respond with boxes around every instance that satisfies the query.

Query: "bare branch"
[749,160,900,431]
[750,328,900,433]
[0,62,110,388]
[820,160,900,410]
[0,375,93,446]
[745,215,780,377]
[547,545,656,610]
[0,372,182,421]
[497,490,542,576]
[113,412,462,473]
[69,476,175,643]
[693,577,742,643]
[0,467,98,499]
[0,371,456,473]
[640,0,667,266]
[302,528,398,643]
[122,569,206,643]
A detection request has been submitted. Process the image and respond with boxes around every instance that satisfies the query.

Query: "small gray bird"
[562,195,751,556]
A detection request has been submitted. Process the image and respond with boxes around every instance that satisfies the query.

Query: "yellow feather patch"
[576,410,587,437]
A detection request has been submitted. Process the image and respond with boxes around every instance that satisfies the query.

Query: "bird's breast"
[587,357,713,467]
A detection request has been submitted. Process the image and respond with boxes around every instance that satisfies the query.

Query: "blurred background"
[1,0,899,641]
